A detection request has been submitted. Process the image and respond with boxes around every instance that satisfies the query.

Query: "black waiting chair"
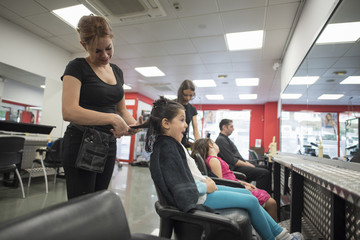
[154,185,252,240]
[0,190,169,240]
[0,137,26,198]
[193,153,247,182]
[248,149,267,166]
[27,138,64,193]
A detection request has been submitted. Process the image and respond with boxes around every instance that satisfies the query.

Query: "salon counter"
[273,153,360,240]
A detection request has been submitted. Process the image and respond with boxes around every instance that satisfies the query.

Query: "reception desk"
[273,153,360,240]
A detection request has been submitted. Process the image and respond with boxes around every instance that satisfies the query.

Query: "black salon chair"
[154,185,252,240]
[248,149,267,166]
[0,190,169,240]
[0,137,26,198]
[27,138,64,193]
[193,153,247,181]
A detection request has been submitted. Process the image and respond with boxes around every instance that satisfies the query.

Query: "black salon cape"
[150,135,214,213]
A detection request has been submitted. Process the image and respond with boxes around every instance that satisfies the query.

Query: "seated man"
[215,119,272,194]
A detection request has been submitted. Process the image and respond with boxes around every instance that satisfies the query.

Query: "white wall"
[2,80,44,106]
[280,0,340,93]
[0,17,71,138]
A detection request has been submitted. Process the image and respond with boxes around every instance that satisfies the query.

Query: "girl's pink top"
[205,155,270,206]
[206,155,238,181]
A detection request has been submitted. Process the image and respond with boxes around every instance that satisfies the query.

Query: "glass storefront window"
[199,110,251,160]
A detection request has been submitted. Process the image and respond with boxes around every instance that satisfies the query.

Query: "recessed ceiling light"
[281,94,302,99]
[340,76,360,84]
[134,66,165,77]
[333,71,347,75]
[289,76,319,85]
[123,84,132,90]
[164,95,177,100]
[225,30,263,51]
[206,95,224,100]
[40,85,46,89]
[235,78,259,86]
[239,94,257,100]
[318,94,344,100]
[316,21,360,44]
[218,74,227,78]
[52,4,94,29]
[193,79,216,87]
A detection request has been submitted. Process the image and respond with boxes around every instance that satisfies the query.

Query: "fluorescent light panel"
[236,78,259,86]
[206,95,224,100]
[281,94,302,99]
[316,21,360,44]
[225,30,264,51]
[239,94,257,100]
[289,76,319,85]
[52,4,94,29]
[318,94,344,100]
[134,66,165,77]
[340,76,360,84]
[193,79,216,88]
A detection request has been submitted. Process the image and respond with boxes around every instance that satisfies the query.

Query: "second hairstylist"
[176,80,200,148]
[61,15,141,199]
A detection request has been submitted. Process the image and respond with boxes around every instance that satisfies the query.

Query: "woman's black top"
[61,58,124,132]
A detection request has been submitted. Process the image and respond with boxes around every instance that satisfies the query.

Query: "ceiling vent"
[81,0,167,23]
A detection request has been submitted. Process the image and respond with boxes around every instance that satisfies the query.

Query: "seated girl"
[137,96,302,240]
[191,138,277,221]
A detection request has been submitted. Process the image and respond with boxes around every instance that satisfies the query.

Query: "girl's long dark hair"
[134,96,184,152]
[191,138,212,162]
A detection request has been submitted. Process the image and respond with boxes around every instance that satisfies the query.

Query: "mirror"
[0,62,45,124]
[280,0,360,160]
[282,0,360,106]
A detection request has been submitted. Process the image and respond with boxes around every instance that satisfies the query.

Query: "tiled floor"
[0,163,160,236]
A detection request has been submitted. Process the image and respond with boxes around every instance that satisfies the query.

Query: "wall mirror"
[280,0,360,160]
[0,62,45,125]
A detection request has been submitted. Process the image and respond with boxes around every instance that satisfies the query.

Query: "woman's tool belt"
[74,125,113,173]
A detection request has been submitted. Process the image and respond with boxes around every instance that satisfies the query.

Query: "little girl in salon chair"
[191,138,278,221]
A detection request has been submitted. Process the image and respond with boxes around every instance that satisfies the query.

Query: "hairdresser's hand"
[128,116,143,135]
[204,177,218,193]
[240,181,256,191]
[110,114,130,138]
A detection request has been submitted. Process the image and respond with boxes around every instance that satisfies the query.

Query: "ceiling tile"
[161,39,197,55]
[221,7,265,33]
[144,20,188,41]
[265,2,300,30]
[132,42,169,57]
[34,0,79,11]
[171,54,203,65]
[192,35,227,52]
[172,0,219,18]
[199,52,231,64]
[230,50,262,62]
[26,12,74,35]
[0,0,47,17]
[218,0,266,11]
[180,13,224,37]
[112,25,158,44]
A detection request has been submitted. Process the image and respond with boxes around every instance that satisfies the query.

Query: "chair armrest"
[155,202,243,233]
[211,177,245,188]
[232,171,247,180]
